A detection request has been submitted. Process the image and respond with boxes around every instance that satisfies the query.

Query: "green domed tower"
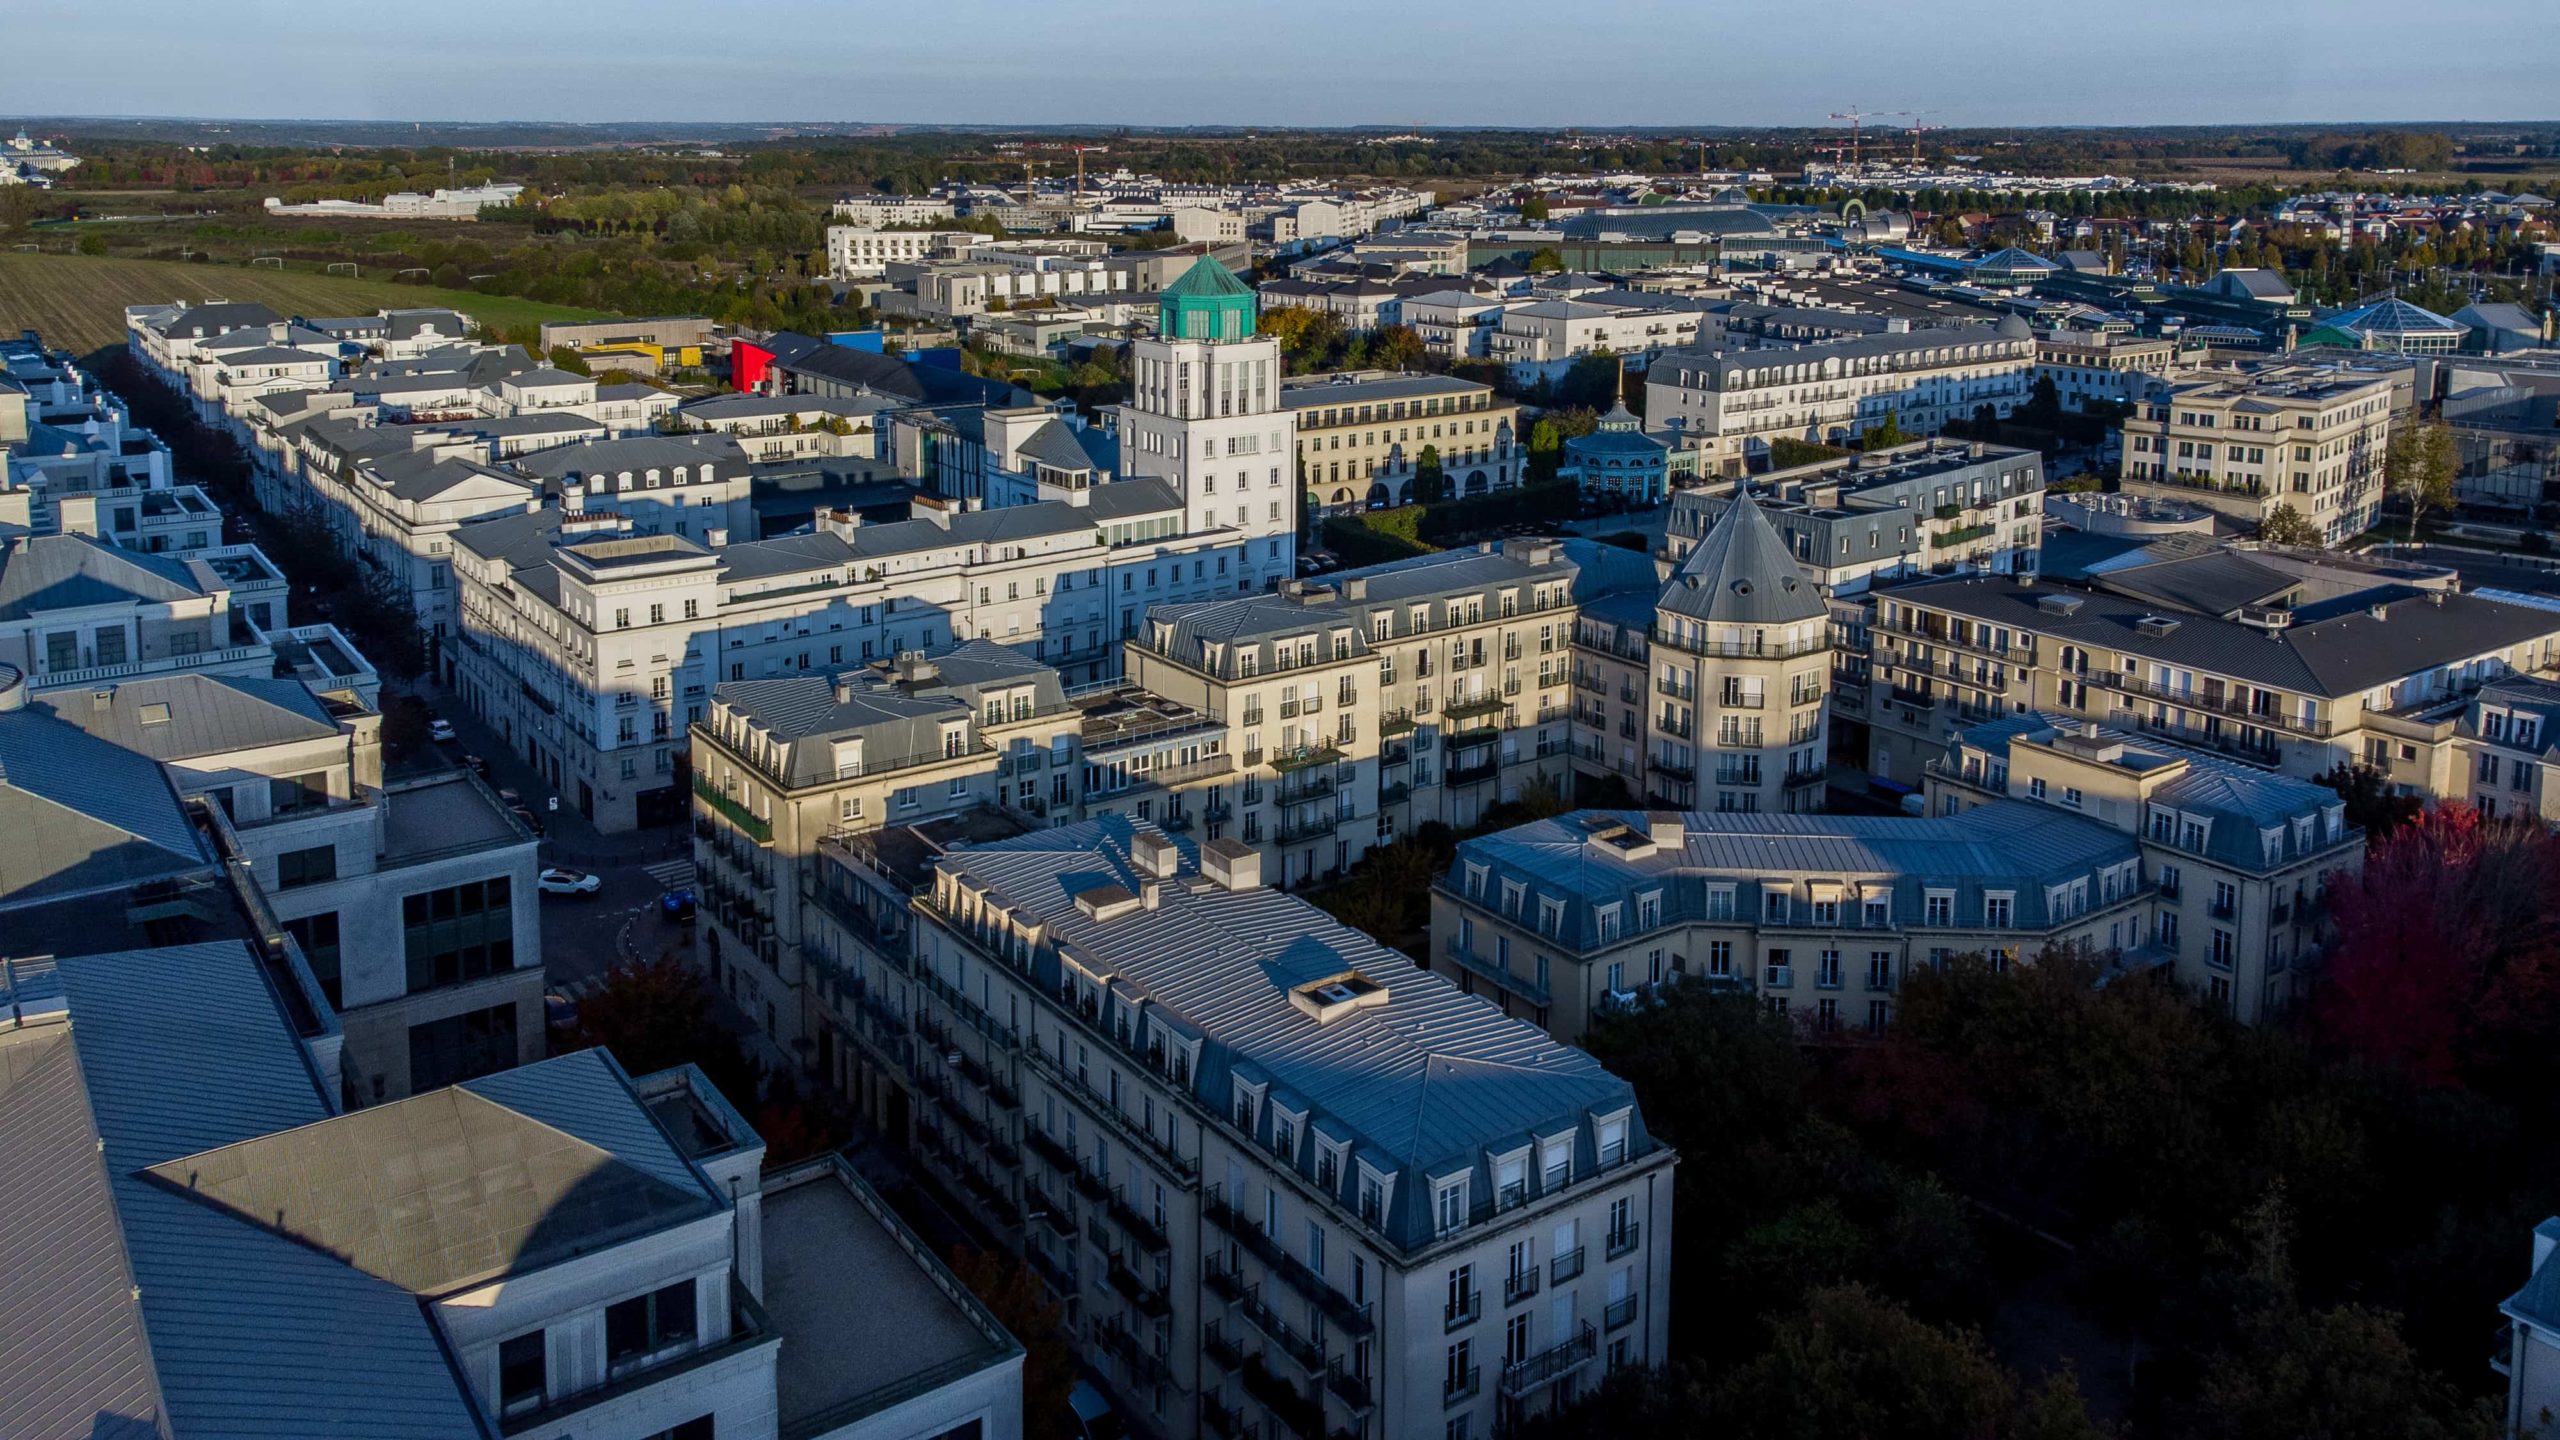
[1157,255,1258,342]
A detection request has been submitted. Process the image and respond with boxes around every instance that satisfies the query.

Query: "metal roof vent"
[2037,594,2083,616]
[2136,616,2181,637]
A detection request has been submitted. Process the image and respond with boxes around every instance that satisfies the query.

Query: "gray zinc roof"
[33,673,339,762]
[48,941,484,1440]
[0,706,208,907]
[1657,491,1827,626]
[0,532,207,620]
[937,818,1655,1251]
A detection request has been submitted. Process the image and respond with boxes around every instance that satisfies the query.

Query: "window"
[498,1330,547,1417]
[1983,893,2013,928]
[642,1420,715,1440]
[1924,891,1953,926]
[269,772,330,816]
[1597,1115,1627,1167]
[402,878,516,993]
[607,1281,700,1370]
[283,912,342,1008]
[276,844,336,890]
[410,1004,518,1091]
[1707,940,1732,977]
[1435,1178,1468,1236]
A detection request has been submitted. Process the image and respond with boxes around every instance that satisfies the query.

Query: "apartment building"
[1124,537,1660,885]
[2499,1217,2560,1439]
[1628,495,1836,815]
[1667,439,2046,595]
[2034,330,2187,410]
[1281,371,1523,511]
[12,665,540,1099]
[1430,804,2155,1042]
[451,480,1249,830]
[796,818,1673,1440]
[1858,564,2560,798]
[2117,363,2395,542]
[1486,297,1708,379]
[1646,318,2039,475]
[687,643,1077,1035]
[0,945,1023,1440]
[1110,257,1300,590]
[826,224,978,279]
[1926,714,2362,1022]
[1404,291,1510,362]
[0,528,370,698]
[3,331,187,534]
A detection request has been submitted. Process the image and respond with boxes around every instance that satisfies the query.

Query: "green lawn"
[0,250,610,355]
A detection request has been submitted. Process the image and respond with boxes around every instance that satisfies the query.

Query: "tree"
[545,345,593,376]
[1860,411,1910,450]
[2185,1302,2501,1440]
[557,952,760,1108]
[2385,420,2456,542]
[77,231,108,256]
[1370,323,1425,372]
[1413,443,1446,504]
[1520,194,1552,222]
[1709,1286,2109,1440]
[2314,763,2422,839]
[379,693,432,760]
[2317,802,2560,1087]
[2256,502,2324,548]
[1527,246,1566,275]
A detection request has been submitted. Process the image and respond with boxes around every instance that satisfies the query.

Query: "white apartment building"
[451,479,1254,830]
[1487,299,1707,379]
[1647,318,2039,475]
[1110,258,1300,590]
[826,225,978,279]
[2034,331,2188,410]
[2500,1217,2560,1438]
[0,944,1024,1440]
[30,669,544,1102]
[1858,566,2560,798]
[2117,363,2395,543]
[834,194,961,226]
[792,819,1673,1440]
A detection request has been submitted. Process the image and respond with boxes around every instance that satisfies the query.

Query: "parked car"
[463,753,490,778]
[538,867,600,895]
[658,889,698,924]
[1067,1381,1127,1440]
[509,804,545,837]
[497,786,522,807]
[544,992,580,1030]
[428,718,457,743]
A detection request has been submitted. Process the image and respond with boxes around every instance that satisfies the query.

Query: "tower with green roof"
[1157,255,1258,341]
[1115,252,1297,589]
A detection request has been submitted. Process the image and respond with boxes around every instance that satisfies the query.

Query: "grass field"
[0,251,611,355]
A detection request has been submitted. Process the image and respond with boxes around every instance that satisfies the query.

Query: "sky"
[9,0,2558,130]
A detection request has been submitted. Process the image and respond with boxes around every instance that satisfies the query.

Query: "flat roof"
[762,1171,1015,1433]
[381,772,529,865]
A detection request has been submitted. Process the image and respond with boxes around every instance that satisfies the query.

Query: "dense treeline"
[1517,800,2560,1440]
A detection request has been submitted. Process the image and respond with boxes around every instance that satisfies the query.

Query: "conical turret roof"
[1657,491,1826,626]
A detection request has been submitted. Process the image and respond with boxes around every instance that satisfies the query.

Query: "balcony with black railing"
[1499,1321,1597,1398]
[1203,1185,1377,1337]
[1269,741,1345,773]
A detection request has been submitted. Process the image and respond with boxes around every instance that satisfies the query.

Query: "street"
[389,679,695,1001]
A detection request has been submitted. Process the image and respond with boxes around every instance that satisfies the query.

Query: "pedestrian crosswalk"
[640,858,696,892]
[553,971,612,1002]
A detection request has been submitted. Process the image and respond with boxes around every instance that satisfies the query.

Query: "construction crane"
[1901,111,1941,166]
[1828,107,1910,171]
[1025,141,1110,199]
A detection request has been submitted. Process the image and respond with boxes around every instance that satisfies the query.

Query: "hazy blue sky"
[12,0,2557,128]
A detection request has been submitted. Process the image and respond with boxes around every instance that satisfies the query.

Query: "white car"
[428,718,457,743]
[538,867,601,896]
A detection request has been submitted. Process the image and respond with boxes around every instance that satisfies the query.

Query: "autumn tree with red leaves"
[2317,802,2560,1086]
